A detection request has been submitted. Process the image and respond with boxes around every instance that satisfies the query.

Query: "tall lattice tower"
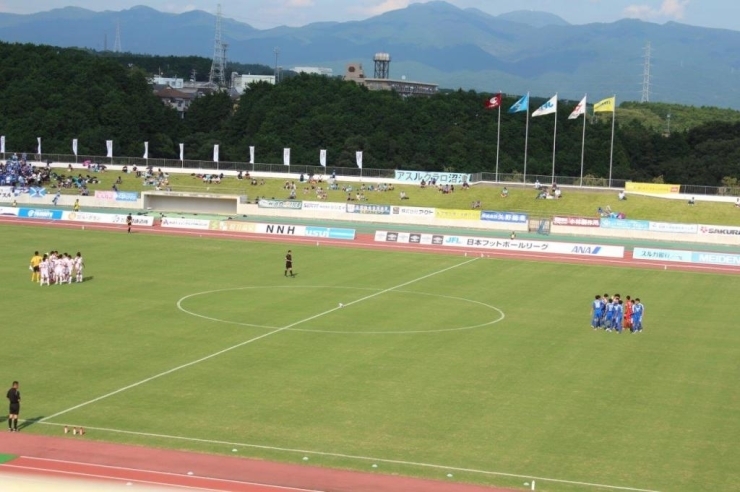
[113,20,122,53]
[641,42,652,103]
[373,52,391,79]
[209,4,226,87]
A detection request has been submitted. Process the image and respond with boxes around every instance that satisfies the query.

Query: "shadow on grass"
[18,416,45,431]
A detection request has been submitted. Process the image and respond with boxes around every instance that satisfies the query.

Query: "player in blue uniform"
[614,300,624,333]
[632,298,644,333]
[605,298,615,331]
[591,295,603,330]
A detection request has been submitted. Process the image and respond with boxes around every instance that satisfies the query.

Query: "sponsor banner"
[215,221,257,233]
[553,216,600,227]
[698,224,740,236]
[258,199,303,210]
[302,201,347,212]
[625,182,680,194]
[375,231,444,245]
[391,206,436,217]
[435,209,481,221]
[648,221,698,234]
[346,203,391,215]
[0,207,19,216]
[600,218,650,230]
[395,170,471,185]
[691,252,740,266]
[633,248,693,263]
[255,223,307,236]
[375,231,623,257]
[480,210,528,223]
[160,217,212,230]
[18,208,63,220]
[62,211,154,226]
[94,190,139,201]
[305,226,356,240]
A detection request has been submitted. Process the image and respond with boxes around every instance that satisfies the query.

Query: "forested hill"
[1,42,739,186]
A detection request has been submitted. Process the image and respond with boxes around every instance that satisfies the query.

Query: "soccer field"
[1,223,738,492]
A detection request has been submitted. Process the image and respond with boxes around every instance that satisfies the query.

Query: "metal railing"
[1,150,729,195]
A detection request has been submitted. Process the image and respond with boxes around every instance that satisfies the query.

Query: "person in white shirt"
[74,252,84,283]
[39,255,50,286]
[618,191,626,200]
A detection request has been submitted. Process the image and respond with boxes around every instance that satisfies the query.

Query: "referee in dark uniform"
[284,250,294,277]
[7,381,20,432]
[126,213,133,234]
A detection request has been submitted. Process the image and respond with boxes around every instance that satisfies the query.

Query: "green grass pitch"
[1,223,739,491]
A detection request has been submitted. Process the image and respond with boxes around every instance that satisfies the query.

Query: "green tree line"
[1,42,739,186]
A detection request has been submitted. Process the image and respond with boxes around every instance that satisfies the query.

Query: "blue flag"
[508,93,529,114]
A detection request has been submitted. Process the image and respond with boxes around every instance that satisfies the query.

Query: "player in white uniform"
[64,254,74,284]
[54,254,65,286]
[48,253,57,284]
[74,252,84,283]
[39,255,50,286]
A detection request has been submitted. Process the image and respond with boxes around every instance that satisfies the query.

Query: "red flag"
[485,93,502,109]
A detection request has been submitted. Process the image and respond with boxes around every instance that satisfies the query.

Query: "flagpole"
[523,92,530,184]
[608,94,616,188]
[551,93,558,184]
[579,95,587,186]
[495,92,501,183]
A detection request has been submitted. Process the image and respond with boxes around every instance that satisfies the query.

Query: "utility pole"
[274,47,280,84]
[113,20,122,53]
[209,4,226,87]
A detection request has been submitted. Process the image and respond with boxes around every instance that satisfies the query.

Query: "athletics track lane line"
[41,257,479,422]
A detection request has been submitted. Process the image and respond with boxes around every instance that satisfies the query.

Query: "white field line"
[36,422,660,492]
[42,258,478,422]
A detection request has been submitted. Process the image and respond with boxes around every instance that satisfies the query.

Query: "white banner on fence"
[697,224,740,236]
[391,206,436,217]
[63,211,154,226]
[0,206,19,216]
[255,223,307,236]
[374,231,624,258]
[648,221,698,234]
[161,217,211,230]
[302,201,347,212]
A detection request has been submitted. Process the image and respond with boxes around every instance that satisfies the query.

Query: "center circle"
[177,286,505,334]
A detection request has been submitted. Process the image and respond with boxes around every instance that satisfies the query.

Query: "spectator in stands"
[618,190,626,200]
[534,179,542,190]
[554,188,562,199]
[501,187,509,198]
[688,196,696,206]
[400,191,409,200]
[735,198,740,208]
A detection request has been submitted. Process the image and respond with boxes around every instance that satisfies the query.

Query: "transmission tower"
[113,20,122,53]
[209,4,226,87]
[641,42,652,103]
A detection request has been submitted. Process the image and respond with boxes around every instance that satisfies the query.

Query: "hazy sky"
[0,0,737,32]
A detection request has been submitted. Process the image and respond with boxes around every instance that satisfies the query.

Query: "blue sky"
[0,0,737,32]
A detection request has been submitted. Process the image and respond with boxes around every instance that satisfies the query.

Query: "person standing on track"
[126,213,133,234]
[285,250,294,277]
[7,381,20,432]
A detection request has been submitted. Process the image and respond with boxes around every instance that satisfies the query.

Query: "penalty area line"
[41,257,478,422]
[35,421,660,492]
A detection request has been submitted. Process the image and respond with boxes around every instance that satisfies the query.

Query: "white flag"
[568,95,587,120]
[319,149,327,167]
[179,143,184,161]
[106,140,113,158]
[532,95,558,117]
[0,136,5,154]
[213,144,220,163]
[249,146,255,164]
[283,148,290,166]
[356,151,363,169]
[72,139,78,156]
[143,141,149,159]
[37,137,41,155]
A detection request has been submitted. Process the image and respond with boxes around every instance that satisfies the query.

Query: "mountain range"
[1,1,740,108]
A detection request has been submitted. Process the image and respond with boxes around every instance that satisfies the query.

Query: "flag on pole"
[143,141,149,159]
[72,139,78,156]
[249,146,255,164]
[532,95,557,117]
[319,149,327,167]
[37,137,41,155]
[106,140,113,158]
[568,96,587,119]
[508,94,529,113]
[283,148,290,166]
[485,93,502,109]
[213,144,219,163]
[179,143,184,161]
[594,96,616,113]
[356,151,363,169]
[0,136,5,154]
